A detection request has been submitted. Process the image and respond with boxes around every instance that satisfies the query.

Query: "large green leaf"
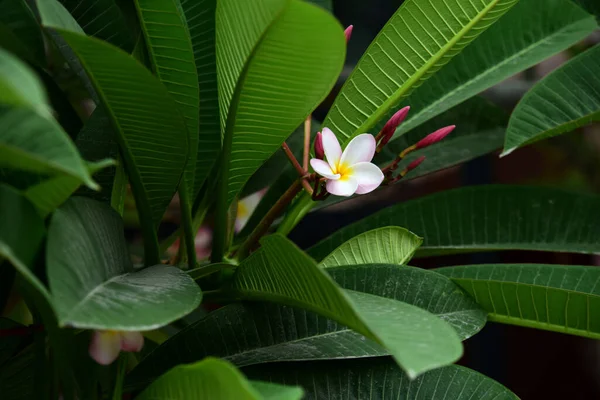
[503,44,600,155]
[438,263,600,339]
[573,0,600,17]
[0,185,50,302]
[217,0,346,203]
[39,0,191,263]
[0,0,45,66]
[0,319,24,366]
[323,0,519,147]
[127,263,483,389]
[0,106,100,190]
[137,358,302,400]
[319,227,422,268]
[308,185,600,259]
[229,235,461,378]
[135,0,199,195]
[46,197,202,330]
[0,48,48,115]
[244,358,518,400]
[179,0,221,196]
[58,0,135,51]
[390,0,596,137]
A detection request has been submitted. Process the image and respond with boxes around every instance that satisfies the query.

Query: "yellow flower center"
[237,201,249,218]
[333,162,353,181]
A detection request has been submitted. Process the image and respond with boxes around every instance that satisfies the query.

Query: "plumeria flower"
[89,330,144,365]
[310,128,384,196]
[235,189,266,233]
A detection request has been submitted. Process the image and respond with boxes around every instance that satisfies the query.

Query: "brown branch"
[303,116,311,170]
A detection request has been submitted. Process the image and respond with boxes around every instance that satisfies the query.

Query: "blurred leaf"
[0,0,45,66]
[58,0,135,51]
[504,44,600,155]
[46,197,202,330]
[180,0,221,197]
[322,0,519,148]
[217,0,345,204]
[39,0,191,263]
[25,159,114,217]
[0,106,101,190]
[136,358,302,400]
[0,185,50,302]
[308,186,600,258]
[572,0,600,17]
[231,235,461,378]
[305,0,332,11]
[135,0,198,197]
[0,48,48,115]
[244,358,518,400]
[319,227,422,268]
[127,264,483,389]
[438,263,600,339]
[392,0,597,137]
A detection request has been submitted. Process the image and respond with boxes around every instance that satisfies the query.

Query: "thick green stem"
[276,192,315,236]
[237,180,302,260]
[178,181,197,268]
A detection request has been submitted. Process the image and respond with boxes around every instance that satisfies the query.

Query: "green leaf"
[0,48,49,116]
[0,106,101,191]
[0,344,35,400]
[391,0,597,137]
[572,0,600,17]
[375,97,508,180]
[58,0,135,51]
[0,0,46,66]
[323,0,519,147]
[308,185,600,258]
[180,0,221,196]
[25,160,115,217]
[136,358,302,400]
[0,185,50,302]
[46,197,202,330]
[305,0,332,12]
[126,264,483,389]
[438,263,600,339]
[231,235,462,378]
[39,0,191,264]
[244,358,518,400]
[135,0,199,196]
[319,227,422,268]
[503,44,600,155]
[0,318,24,366]
[218,0,346,203]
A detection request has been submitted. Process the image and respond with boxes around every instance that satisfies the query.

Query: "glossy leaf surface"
[0,0,46,65]
[309,185,600,258]
[439,263,600,339]
[323,0,519,147]
[504,44,600,154]
[46,197,202,330]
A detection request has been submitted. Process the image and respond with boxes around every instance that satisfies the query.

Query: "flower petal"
[351,162,384,194]
[120,331,144,352]
[89,331,121,365]
[326,176,358,196]
[321,128,342,170]
[310,158,340,180]
[235,191,264,233]
[340,134,376,166]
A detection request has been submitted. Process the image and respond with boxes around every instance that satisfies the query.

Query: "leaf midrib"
[450,277,600,298]
[348,0,508,142]
[397,16,596,138]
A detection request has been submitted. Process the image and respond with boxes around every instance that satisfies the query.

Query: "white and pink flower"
[89,330,144,365]
[310,128,384,197]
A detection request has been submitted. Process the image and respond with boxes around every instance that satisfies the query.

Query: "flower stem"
[237,179,302,260]
[276,191,315,236]
[281,141,314,194]
[303,116,311,170]
[177,180,196,268]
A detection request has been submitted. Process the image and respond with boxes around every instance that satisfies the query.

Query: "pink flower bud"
[314,131,325,160]
[377,106,410,149]
[407,156,426,171]
[344,25,353,44]
[415,125,455,149]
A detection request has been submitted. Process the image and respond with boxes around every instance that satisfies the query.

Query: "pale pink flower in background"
[235,189,266,233]
[310,128,384,196]
[89,330,144,365]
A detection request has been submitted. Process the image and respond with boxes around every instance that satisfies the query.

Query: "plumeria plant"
[1,0,599,399]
